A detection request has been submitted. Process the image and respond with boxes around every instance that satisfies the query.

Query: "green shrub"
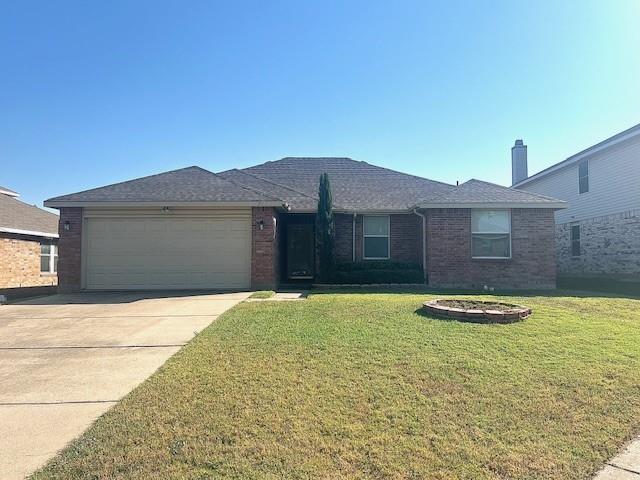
[336,261,422,272]
[330,261,424,284]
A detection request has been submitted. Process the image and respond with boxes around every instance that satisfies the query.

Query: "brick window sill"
[40,273,58,278]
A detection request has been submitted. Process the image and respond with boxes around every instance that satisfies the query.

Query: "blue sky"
[2,0,639,207]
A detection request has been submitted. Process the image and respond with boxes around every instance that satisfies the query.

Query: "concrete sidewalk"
[0,291,249,479]
[594,437,640,479]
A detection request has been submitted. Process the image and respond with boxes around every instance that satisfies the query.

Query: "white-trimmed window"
[40,243,58,273]
[471,210,511,259]
[363,215,390,259]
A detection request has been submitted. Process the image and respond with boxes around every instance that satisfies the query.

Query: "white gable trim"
[0,227,59,238]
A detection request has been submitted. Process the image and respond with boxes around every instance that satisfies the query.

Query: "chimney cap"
[514,139,524,146]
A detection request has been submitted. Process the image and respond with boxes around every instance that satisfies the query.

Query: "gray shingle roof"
[44,159,565,211]
[218,169,318,210]
[233,158,564,211]
[414,179,566,207]
[45,166,282,205]
[238,157,458,211]
[0,192,59,237]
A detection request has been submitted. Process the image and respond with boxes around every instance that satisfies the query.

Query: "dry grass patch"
[248,290,276,299]
[32,292,640,479]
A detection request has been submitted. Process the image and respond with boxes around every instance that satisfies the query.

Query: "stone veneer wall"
[556,209,640,280]
[251,207,279,289]
[426,208,556,289]
[0,233,58,289]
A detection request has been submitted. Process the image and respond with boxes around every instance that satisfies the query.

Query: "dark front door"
[287,223,315,279]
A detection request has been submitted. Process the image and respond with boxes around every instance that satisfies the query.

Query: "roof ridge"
[254,156,457,189]
[214,169,285,203]
[234,168,319,200]
[461,178,503,187]
[358,160,456,189]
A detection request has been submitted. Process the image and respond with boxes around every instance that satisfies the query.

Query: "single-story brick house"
[1,185,59,298]
[44,158,565,291]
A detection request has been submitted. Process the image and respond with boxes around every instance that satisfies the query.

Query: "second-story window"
[578,160,589,194]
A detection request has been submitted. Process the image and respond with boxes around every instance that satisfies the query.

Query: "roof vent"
[511,139,528,186]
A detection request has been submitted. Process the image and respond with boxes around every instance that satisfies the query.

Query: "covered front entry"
[83,209,252,290]
[280,214,315,281]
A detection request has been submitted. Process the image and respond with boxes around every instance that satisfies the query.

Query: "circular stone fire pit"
[422,299,531,323]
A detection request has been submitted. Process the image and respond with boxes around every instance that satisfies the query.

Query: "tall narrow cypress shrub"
[316,173,335,282]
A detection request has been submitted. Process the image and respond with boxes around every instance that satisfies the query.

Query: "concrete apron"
[0,291,249,480]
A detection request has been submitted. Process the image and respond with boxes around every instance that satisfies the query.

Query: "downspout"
[413,208,427,284]
[352,213,357,262]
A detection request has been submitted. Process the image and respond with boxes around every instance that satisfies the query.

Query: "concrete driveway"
[0,291,250,480]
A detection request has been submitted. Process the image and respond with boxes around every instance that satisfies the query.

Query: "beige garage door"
[84,214,251,290]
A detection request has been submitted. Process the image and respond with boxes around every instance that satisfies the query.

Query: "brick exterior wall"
[251,207,279,289]
[390,213,423,265]
[334,213,424,265]
[57,207,83,292]
[0,233,58,289]
[53,206,556,291]
[555,209,640,280]
[426,208,556,289]
[334,213,354,262]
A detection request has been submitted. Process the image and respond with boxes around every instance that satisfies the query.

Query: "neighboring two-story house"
[512,123,640,281]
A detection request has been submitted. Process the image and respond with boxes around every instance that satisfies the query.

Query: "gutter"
[412,209,427,283]
[413,202,566,209]
[43,200,286,208]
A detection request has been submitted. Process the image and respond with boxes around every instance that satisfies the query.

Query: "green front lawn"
[33,292,640,479]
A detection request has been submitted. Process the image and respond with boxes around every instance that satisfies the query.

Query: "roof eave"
[285,208,421,214]
[0,227,59,238]
[43,200,285,208]
[0,188,19,197]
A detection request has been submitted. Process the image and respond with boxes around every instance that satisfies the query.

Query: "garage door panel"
[85,215,251,290]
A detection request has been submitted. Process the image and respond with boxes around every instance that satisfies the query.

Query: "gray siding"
[519,136,640,225]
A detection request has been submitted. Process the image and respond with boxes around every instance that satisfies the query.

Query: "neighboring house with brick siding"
[512,123,640,281]
[0,185,59,297]
[44,158,565,292]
